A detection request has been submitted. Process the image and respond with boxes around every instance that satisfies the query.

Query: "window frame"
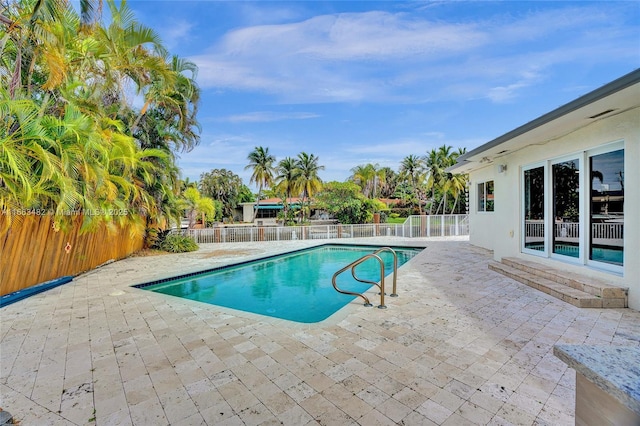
[477,180,495,213]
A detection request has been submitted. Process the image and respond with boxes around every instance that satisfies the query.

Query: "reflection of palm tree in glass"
[591,170,604,185]
[525,167,544,220]
[554,161,579,222]
[618,171,624,191]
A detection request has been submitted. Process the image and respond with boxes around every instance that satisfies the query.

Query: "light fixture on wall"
[498,164,507,173]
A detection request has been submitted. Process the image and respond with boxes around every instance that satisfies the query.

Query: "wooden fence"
[0,214,144,296]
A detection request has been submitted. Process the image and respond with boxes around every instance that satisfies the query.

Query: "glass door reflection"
[590,149,624,266]
[524,166,545,252]
[552,159,580,258]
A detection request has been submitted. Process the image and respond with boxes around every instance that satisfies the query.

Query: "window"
[477,181,494,212]
[255,207,280,219]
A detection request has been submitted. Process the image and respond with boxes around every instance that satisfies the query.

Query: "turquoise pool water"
[135,244,421,323]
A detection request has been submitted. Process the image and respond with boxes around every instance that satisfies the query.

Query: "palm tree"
[425,145,468,214]
[448,172,468,214]
[378,167,398,199]
[275,157,301,224]
[1,0,201,235]
[399,154,425,214]
[424,148,443,214]
[245,146,275,222]
[350,163,384,198]
[0,93,61,217]
[132,55,201,152]
[179,187,215,230]
[296,152,324,223]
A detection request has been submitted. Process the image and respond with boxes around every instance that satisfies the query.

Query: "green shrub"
[160,234,198,253]
[144,227,160,249]
[145,228,172,249]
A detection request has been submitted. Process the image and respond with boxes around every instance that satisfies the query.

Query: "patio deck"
[1,238,639,425]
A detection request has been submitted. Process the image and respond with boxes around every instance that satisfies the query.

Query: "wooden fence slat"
[0,215,143,296]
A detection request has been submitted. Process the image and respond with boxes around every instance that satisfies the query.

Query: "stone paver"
[1,237,639,425]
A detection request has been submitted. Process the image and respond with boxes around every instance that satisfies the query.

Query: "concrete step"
[489,261,627,308]
[501,257,628,300]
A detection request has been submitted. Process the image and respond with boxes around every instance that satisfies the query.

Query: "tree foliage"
[245,146,275,221]
[199,168,252,220]
[315,181,377,224]
[295,152,324,223]
[178,187,215,230]
[0,0,201,235]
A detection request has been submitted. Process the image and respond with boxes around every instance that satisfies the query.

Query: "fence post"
[455,215,459,236]
[427,215,430,237]
[441,215,445,237]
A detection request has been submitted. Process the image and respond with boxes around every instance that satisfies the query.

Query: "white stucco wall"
[468,107,640,309]
[242,204,254,222]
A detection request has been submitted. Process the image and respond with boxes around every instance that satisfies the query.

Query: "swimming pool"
[134,244,422,323]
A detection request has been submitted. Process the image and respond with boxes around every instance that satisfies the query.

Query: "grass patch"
[386,217,406,224]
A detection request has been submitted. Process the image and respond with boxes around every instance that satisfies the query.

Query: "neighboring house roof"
[448,69,640,174]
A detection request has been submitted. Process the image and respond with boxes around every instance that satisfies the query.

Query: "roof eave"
[448,68,640,173]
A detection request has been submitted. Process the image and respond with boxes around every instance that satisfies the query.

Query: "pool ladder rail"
[331,247,399,309]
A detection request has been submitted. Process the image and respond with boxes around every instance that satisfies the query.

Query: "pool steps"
[332,247,399,309]
[489,257,628,308]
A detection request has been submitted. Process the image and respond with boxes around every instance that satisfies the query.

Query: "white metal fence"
[525,220,623,248]
[174,214,469,244]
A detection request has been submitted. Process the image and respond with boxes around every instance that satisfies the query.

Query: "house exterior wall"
[468,107,639,309]
[242,203,254,222]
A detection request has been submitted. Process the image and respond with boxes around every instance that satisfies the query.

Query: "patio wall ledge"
[554,344,640,425]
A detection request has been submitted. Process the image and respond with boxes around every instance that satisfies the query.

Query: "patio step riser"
[500,257,628,299]
[488,262,627,309]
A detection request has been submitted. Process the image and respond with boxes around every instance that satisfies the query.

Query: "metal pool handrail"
[367,247,398,297]
[332,248,398,309]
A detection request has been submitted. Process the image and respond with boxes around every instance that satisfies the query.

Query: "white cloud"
[161,20,194,49]
[217,111,320,123]
[188,5,636,105]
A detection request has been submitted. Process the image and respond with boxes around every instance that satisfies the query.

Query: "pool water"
[135,244,421,323]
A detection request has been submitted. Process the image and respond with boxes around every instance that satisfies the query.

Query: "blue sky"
[128,1,639,189]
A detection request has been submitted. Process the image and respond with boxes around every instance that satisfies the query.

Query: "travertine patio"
[1,238,639,425]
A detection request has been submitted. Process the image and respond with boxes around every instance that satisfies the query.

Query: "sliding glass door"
[589,149,624,267]
[521,143,624,272]
[524,166,545,253]
[552,158,580,259]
